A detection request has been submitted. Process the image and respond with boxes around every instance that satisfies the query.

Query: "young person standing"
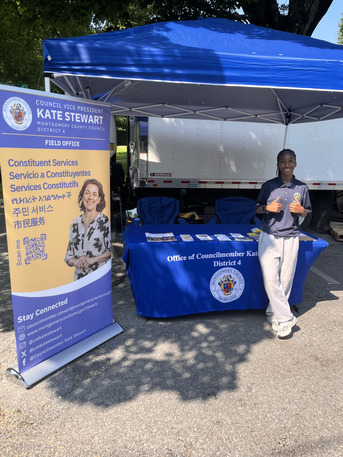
[255,149,312,338]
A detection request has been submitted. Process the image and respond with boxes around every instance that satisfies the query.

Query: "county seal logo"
[210,267,245,303]
[3,97,32,131]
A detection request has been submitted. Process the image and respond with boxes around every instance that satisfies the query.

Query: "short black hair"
[277,149,296,162]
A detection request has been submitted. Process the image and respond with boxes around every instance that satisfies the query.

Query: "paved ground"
[1,206,343,457]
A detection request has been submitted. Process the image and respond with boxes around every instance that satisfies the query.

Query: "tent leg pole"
[45,77,51,92]
[282,124,289,149]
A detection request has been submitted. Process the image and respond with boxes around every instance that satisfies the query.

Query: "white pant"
[258,231,299,323]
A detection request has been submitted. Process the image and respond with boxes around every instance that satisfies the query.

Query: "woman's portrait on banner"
[65,178,111,281]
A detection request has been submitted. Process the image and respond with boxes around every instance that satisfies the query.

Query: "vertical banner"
[0,86,122,385]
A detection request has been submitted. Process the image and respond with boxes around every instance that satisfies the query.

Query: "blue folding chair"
[132,197,187,225]
[208,196,260,225]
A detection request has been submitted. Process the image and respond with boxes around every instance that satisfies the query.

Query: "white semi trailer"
[126,116,343,231]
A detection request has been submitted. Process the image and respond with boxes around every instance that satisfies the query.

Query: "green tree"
[0,0,90,89]
[0,0,149,89]
[338,13,343,44]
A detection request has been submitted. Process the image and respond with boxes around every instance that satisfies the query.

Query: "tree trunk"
[242,0,334,37]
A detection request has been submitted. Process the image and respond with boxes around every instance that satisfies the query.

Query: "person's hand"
[82,256,90,268]
[289,200,305,214]
[75,258,82,268]
[267,197,282,213]
[75,256,90,268]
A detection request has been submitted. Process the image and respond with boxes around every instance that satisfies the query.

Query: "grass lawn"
[116,145,127,173]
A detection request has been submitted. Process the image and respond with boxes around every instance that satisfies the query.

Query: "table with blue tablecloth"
[122,224,328,318]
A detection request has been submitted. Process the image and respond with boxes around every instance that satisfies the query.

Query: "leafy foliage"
[338,12,343,45]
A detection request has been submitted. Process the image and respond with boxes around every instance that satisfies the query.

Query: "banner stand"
[6,321,123,389]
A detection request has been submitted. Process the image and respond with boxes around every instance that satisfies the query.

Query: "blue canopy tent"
[43,18,343,124]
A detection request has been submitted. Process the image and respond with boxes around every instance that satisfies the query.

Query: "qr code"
[23,234,48,264]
